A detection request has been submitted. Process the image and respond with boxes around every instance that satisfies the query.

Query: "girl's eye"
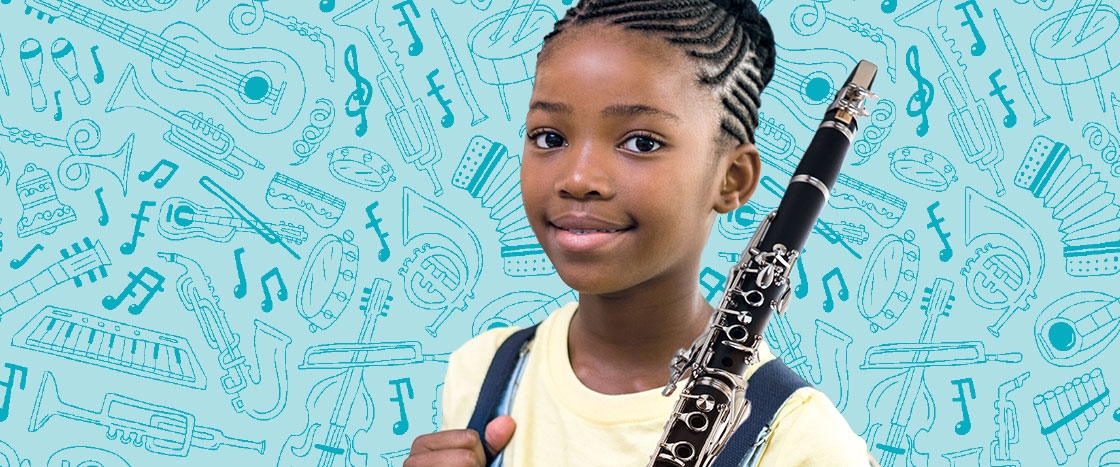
[530,131,566,149]
[622,134,663,153]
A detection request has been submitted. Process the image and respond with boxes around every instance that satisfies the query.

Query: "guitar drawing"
[25,0,306,135]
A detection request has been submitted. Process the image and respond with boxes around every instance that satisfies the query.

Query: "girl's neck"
[566,280,714,395]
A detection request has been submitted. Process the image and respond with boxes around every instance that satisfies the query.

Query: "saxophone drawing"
[159,251,292,420]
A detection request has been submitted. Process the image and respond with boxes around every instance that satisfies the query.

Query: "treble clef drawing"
[905,44,934,137]
[344,44,373,137]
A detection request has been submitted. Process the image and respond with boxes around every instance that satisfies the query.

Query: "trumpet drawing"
[106,64,264,180]
[29,372,265,457]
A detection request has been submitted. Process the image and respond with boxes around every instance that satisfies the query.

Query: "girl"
[406,1,879,465]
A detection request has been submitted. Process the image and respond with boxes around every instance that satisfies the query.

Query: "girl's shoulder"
[439,326,522,430]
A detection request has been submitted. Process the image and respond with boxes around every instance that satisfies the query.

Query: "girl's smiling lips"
[548,213,634,252]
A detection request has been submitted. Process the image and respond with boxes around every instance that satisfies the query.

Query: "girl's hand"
[404,415,517,466]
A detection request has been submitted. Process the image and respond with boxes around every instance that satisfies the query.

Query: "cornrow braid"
[539,0,775,145]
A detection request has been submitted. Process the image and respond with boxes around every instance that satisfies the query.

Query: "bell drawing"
[16,162,76,237]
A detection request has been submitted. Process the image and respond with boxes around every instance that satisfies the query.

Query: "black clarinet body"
[648,60,878,467]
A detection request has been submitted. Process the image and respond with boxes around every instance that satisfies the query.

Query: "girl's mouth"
[550,224,633,252]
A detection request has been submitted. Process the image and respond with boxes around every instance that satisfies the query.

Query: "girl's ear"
[714,142,761,214]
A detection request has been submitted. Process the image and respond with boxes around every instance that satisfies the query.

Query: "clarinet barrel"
[648,60,878,467]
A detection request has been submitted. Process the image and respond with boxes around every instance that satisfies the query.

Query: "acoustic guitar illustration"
[157,196,308,245]
[25,0,306,134]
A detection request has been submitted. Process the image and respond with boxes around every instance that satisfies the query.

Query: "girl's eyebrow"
[529,100,681,122]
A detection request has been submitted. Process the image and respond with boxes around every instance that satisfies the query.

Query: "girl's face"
[522,23,735,296]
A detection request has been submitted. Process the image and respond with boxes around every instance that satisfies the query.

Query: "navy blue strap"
[467,327,807,467]
[466,324,540,467]
[711,358,811,467]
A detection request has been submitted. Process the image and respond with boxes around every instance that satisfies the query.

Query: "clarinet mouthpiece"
[827,60,879,125]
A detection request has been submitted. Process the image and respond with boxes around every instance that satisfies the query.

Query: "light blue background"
[0,0,1118,465]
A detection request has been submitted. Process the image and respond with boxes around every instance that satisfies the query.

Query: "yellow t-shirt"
[440,301,879,466]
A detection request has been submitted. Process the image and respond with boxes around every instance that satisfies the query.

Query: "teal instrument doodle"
[18,38,46,112]
[106,65,265,181]
[1029,0,1120,120]
[49,38,89,105]
[327,146,396,192]
[265,172,346,229]
[888,146,958,192]
[466,0,556,120]
[161,251,292,420]
[280,278,390,466]
[992,371,1029,467]
[25,0,307,134]
[431,7,488,126]
[156,196,308,245]
[453,136,550,277]
[0,440,29,467]
[56,120,134,196]
[399,186,483,337]
[200,176,301,259]
[1014,135,1120,277]
[228,0,337,82]
[0,33,9,96]
[0,237,110,320]
[29,371,264,457]
[962,187,1045,338]
[15,163,76,238]
[334,0,445,196]
[856,230,919,333]
[295,230,358,333]
[13,307,205,388]
[1031,368,1110,464]
[1033,291,1120,367]
[993,8,1051,127]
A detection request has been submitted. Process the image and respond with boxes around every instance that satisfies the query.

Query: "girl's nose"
[555,141,615,200]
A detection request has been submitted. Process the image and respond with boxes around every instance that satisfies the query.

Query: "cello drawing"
[860,278,956,467]
[279,278,393,467]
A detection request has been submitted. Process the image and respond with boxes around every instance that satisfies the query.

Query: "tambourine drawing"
[296,229,359,332]
[857,229,920,333]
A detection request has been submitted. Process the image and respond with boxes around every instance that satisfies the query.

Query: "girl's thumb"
[484,415,517,456]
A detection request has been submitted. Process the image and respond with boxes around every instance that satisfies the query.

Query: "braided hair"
[538,0,775,146]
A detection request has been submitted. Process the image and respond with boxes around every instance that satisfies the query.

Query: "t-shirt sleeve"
[439,327,521,431]
[759,387,878,467]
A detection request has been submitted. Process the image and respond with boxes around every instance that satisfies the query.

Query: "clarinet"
[647,60,878,467]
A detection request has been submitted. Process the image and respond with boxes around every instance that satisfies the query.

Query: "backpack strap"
[467,326,808,467]
[711,358,811,467]
[466,324,540,467]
